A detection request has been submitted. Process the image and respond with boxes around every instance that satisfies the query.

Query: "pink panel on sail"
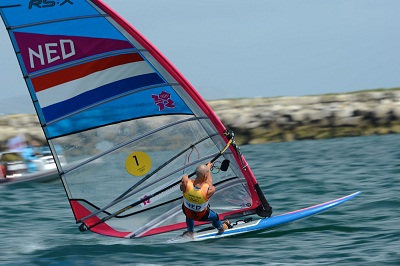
[70,200,131,238]
[14,32,134,73]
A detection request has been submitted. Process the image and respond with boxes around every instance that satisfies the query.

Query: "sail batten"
[1,0,271,239]
[7,14,111,32]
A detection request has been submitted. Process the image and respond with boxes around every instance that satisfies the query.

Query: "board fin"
[255,184,273,217]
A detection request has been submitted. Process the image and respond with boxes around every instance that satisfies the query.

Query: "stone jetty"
[1,89,400,150]
[209,90,400,144]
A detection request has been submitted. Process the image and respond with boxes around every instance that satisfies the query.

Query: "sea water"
[0,134,399,265]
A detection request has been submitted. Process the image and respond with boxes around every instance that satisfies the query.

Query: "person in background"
[0,164,6,179]
[22,141,37,173]
[180,162,230,238]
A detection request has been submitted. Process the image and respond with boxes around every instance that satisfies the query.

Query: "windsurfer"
[180,163,230,238]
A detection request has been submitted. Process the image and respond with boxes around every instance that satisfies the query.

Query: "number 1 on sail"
[125,151,152,176]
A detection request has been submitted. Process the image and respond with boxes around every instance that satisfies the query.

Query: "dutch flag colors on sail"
[32,53,165,121]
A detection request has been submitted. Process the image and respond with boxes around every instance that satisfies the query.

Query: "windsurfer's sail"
[0,0,271,238]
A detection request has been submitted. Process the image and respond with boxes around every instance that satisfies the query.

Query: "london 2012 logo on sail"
[29,0,73,9]
[152,91,175,111]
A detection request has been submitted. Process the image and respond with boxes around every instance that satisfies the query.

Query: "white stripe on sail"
[37,61,155,108]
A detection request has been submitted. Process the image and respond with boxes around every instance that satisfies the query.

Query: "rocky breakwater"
[209,90,400,144]
[0,114,46,150]
[1,90,400,149]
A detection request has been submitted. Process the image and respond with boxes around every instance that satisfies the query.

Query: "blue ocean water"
[0,134,399,265]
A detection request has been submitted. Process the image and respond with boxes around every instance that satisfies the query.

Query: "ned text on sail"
[28,39,75,69]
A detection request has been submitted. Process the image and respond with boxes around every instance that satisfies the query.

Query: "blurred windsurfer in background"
[22,140,37,173]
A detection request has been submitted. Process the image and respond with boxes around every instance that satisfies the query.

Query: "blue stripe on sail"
[1,0,98,27]
[42,73,165,121]
[12,18,127,40]
[44,86,194,139]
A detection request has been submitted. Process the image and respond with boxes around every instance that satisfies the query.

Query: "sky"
[1,0,400,113]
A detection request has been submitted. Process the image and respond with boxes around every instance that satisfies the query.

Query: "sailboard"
[169,191,361,242]
[0,1,358,240]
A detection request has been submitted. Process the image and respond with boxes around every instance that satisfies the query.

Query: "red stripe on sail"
[32,53,144,92]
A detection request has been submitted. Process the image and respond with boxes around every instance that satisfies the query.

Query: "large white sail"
[0,0,271,238]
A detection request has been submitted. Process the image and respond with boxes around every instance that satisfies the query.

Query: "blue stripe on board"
[44,86,194,138]
[42,73,165,122]
[194,191,361,240]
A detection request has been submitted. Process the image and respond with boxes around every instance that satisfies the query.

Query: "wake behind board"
[169,191,361,242]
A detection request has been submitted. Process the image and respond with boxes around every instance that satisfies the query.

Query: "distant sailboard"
[0,1,358,239]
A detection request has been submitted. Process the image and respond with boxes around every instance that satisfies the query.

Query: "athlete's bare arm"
[180,174,189,192]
